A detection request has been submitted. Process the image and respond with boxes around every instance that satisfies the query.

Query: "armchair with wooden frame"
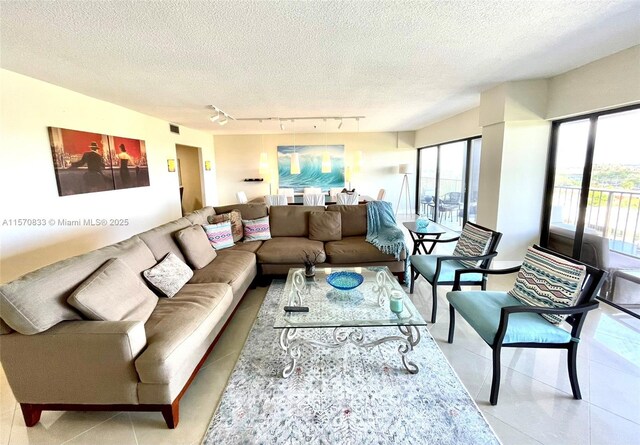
[409,222,503,323]
[446,244,607,405]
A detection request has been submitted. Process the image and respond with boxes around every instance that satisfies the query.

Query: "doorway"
[176,144,204,215]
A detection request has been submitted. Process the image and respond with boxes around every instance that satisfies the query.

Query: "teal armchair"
[446,245,607,405]
[409,222,502,323]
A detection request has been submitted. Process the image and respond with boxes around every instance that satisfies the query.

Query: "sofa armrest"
[0,320,146,404]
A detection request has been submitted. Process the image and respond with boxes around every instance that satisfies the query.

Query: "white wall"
[414,108,481,148]
[0,69,217,282]
[548,45,640,119]
[214,132,416,213]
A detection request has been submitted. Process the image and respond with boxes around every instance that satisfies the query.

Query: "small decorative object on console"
[326,271,364,291]
[416,214,430,231]
[302,250,322,277]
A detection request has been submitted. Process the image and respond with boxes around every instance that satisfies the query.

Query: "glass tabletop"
[273,266,427,329]
[402,221,448,235]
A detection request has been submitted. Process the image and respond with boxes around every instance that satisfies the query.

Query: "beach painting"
[48,127,149,196]
[277,145,345,191]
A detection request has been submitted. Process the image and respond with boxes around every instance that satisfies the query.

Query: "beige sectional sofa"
[0,203,405,429]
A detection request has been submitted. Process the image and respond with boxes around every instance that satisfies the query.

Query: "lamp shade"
[258,152,269,175]
[290,152,301,175]
[398,163,414,174]
[345,166,352,182]
[321,151,332,173]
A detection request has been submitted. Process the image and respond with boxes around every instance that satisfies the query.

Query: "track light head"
[280,121,284,131]
[338,119,343,130]
[210,111,220,123]
[219,114,228,125]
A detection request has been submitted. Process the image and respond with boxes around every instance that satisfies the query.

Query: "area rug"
[203,281,500,445]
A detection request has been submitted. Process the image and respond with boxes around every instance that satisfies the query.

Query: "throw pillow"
[309,211,342,241]
[208,209,243,242]
[243,216,272,241]
[508,246,587,324]
[143,252,193,298]
[203,220,235,250]
[452,224,494,268]
[68,258,158,321]
[174,225,217,269]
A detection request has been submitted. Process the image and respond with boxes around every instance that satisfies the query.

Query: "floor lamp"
[395,163,413,217]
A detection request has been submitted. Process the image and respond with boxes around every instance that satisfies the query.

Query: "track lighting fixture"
[338,119,343,130]
[209,111,220,123]
[219,114,228,125]
[280,120,285,131]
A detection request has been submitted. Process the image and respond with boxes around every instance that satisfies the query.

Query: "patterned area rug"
[203,281,500,445]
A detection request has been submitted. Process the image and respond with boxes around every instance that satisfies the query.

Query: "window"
[416,137,482,231]
[542,105,640,317]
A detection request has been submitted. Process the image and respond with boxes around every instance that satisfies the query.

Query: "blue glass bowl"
[326,271,364,291]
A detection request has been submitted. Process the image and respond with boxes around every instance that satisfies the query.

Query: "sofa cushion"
[209,210,243,242]
[203,220,235,250]
[447,290,572,345]
[325,236,406,264]
[138,217,192,263]
[0,236,156,335]
[229,240,263,253]
[326,205,368,237]
[185,207,216,226]
[309,211,342,241]
[508,246,586,324]
[135,283,233,384]
[257,237,326,264]
[174,225,217,269]
[143,253,194,298]
[269,206,325,237]
[189,250,257,295]
[68,258,158,322]
[214,203,268,221]
[243,216,272,241]
[452,223,493,268]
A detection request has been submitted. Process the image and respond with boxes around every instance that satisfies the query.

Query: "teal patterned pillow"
[203,220,235,250]
[508,247,587,324]
[452,224,493,268]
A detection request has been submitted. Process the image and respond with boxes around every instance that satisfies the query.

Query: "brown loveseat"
[0,202,405,429]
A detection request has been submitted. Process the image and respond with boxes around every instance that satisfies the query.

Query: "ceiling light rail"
[206,106,364,128]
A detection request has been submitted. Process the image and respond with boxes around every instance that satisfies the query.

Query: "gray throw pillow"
[174,225,217,269]
[143,252,193,298]
[67,258,158,322]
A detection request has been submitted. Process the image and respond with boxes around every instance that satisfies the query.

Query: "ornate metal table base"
[279,325,421,378]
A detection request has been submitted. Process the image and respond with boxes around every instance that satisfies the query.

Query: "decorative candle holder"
[389,290,404,314]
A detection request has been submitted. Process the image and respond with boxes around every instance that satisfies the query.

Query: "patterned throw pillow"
[143,252,193,298]
[208,210,243,242]
[452,224,494,268]
[203,220,235,250]
[242,216,271,241]
[508,246,587,324]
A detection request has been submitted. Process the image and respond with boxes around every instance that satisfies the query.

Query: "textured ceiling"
[1,1,639,134]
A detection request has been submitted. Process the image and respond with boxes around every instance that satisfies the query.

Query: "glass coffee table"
[273,266,427,378]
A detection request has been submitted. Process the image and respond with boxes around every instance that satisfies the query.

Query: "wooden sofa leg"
[20,403,42,427]
[161,400,180,429]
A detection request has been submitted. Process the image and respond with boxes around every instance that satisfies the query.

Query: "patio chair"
[446,244,607,405]
[409,222,502,323]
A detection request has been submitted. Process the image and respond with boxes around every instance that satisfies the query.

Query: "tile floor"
[1,229,639,444]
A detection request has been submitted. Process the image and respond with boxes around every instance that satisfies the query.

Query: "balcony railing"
[552,186,640,258]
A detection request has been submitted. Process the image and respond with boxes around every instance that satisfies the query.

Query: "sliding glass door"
[542,105,640,317]
[416,137,481,231]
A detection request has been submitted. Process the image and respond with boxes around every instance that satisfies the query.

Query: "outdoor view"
[550,108,640,315]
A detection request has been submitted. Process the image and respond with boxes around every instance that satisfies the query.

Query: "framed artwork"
[277,145,345,191]
[48,127,150,196]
